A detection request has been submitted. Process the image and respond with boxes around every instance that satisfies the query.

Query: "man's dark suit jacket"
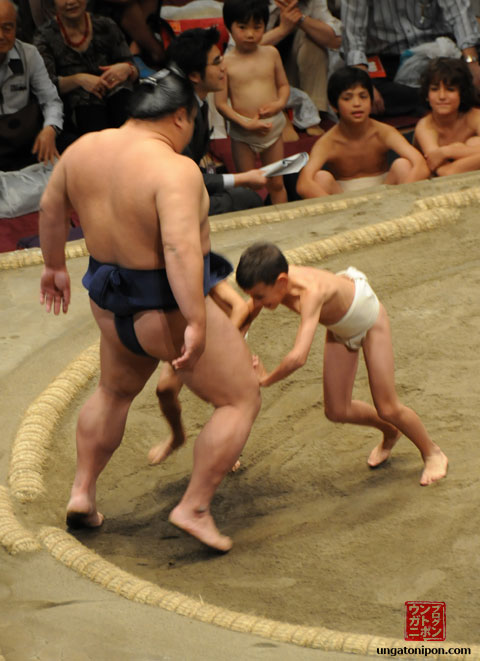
[183,97,226,196]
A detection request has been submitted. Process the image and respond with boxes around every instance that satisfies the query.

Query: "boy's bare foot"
[231,459,241,472]
[148,433,185,465]
[367,429,401,468]
[306,124,325,137]
[420,448,448,486]
[169,505,232,552]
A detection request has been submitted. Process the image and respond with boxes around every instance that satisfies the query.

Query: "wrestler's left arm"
[156,156,207,370]
[39,159,72,314]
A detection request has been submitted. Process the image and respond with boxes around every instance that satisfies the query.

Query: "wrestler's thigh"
[90,301,159,396]
[179,298,259,408]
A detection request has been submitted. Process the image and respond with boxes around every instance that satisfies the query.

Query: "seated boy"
[215,0,289,205]
[236,242,448,486]
[149,258,254,467]
[296,67,429,198]
[414,57,480,177]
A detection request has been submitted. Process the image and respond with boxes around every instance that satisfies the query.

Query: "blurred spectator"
[0,0,63,170]
[34,0,138,138]
[341,0,480,116]
[262,0,341,113]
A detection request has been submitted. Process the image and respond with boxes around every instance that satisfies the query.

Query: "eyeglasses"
[207,55,223,67]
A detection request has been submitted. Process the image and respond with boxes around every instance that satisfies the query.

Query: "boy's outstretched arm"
[255,294,322,387]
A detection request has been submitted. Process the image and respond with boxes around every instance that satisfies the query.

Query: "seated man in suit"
[167,26,267,216]
[0,0,63,171]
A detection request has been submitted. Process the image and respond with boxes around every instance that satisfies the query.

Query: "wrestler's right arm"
[39,159,72,314]
[156,157,208,371]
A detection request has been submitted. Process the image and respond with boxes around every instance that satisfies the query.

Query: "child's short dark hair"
[236,242,289,290]
[166,27,220,80]
[223,0,269,32]
[327,66,374,109]
[419,57,476,113]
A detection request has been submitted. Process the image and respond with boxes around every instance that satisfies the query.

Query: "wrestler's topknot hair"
[223,0,269,32]
[327,66,374,109]
[236,242,289,290]
[419,57,477,112]
[128,67,196,120]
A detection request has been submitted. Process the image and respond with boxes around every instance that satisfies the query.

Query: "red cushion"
[0,212,39,253]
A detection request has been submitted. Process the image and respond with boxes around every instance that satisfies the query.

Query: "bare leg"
[150,358,242,471]
[231,137,257,174]
[282,115,299,142]
[362,305,448,485]
[308,170,343,197]
[323,329,401,468]
[260,137,287,205]
[386,157,421,185]
[67,304,159,528]
[148,363,185,465]
[163,300,261,551]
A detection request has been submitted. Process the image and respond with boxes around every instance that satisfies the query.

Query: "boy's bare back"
[311,119,394,180]
[280,265,356,326]
[225,44,283,118]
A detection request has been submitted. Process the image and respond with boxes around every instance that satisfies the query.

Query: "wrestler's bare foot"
[148,432,185,465]
[367,429,402,468]
[420,448,448,486]
[169,505,232,552]
[66,495,104,529]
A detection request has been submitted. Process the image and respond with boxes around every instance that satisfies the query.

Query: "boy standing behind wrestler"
[215,0,289,204]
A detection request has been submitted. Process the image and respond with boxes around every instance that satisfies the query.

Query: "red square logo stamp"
[405,601,446,641]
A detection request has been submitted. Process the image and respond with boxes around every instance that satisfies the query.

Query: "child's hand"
[258,103,280,119]
[426,148,447,172]
[252,354,269,385]
[248,114,273,135]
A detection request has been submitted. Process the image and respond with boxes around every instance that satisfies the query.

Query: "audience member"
[91,0,166,69]
[262,0,341,113]
[414,56,480,176]
[296,67,429,197]
[215,0,288,204]
[341,0,480,116]
[0,0,63,171]
[34,0,138,138]
[167,26,266,216]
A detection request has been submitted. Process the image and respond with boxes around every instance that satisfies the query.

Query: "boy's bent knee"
[324,404,347,423]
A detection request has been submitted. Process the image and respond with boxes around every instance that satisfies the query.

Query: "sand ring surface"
[2,175,480,658]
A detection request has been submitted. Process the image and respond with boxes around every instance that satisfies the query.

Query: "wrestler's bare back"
[225,45,282,118]
[59,121,210,269]
[280,266,355,326]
